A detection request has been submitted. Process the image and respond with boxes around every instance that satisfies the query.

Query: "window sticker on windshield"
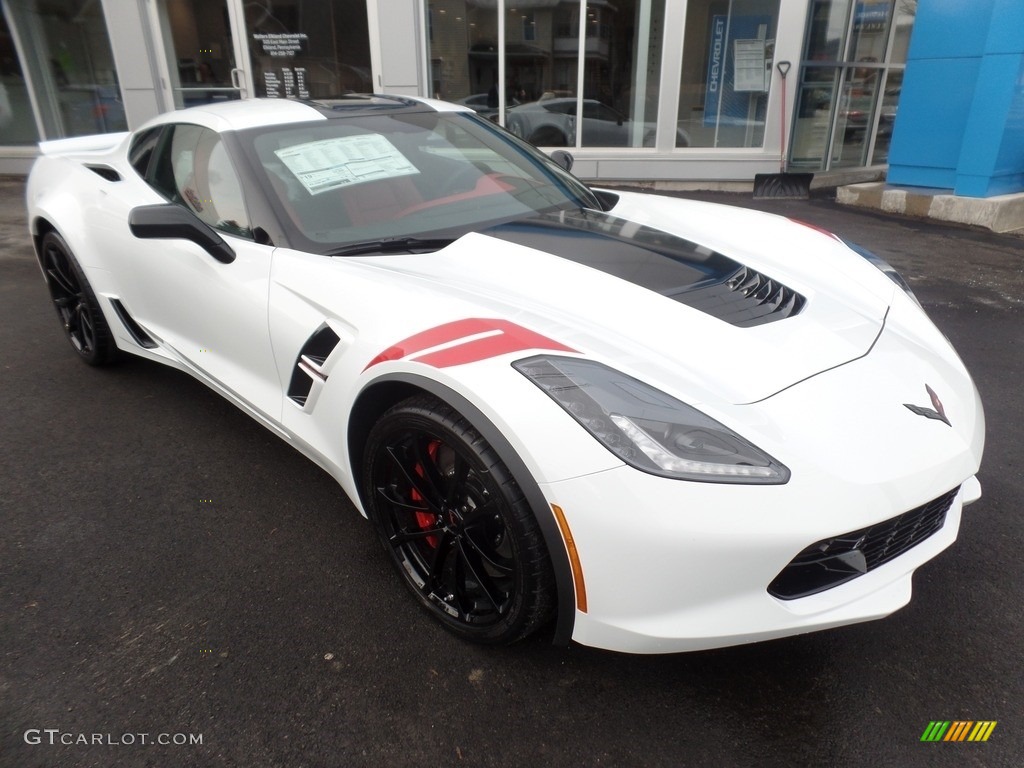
[274,134,419,195]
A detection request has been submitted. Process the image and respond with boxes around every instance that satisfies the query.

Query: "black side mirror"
[549,149,574,173]
[129,204,235,264]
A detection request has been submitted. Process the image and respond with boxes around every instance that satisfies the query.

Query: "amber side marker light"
[551,504,587,613]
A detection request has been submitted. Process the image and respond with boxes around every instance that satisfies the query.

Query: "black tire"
[40,231,118,366]
[363,394,555,645]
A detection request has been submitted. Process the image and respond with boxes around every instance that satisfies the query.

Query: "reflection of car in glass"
[507,98,690,147]
[27,95,984,654]
[839,83,898,141]
[455,92,520,122]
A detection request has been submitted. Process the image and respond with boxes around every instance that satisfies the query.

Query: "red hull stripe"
[365,318,574,371]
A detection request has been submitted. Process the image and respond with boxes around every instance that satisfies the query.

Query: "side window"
[584,102,619,122]
[147,124,252,239]
[543,101,575,115]
[128,128,163,178]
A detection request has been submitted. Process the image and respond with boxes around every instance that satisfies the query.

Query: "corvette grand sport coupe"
[27,95,984,653]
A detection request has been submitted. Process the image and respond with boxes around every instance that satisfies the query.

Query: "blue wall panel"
[888,58,979,172]
[984,0,1024,54]
[905,0,994,60]
[888,0,1024,197]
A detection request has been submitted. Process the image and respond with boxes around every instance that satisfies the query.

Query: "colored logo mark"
[921,721,997,742]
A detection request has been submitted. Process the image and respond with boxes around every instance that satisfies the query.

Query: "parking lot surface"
[2,175,1021,767]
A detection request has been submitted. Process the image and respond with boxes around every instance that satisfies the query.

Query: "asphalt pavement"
[2,174,1021,768]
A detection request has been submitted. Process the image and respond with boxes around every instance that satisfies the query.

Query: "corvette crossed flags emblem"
[904,384,951,427]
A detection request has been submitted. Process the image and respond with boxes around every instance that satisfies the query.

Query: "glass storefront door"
[157,0,247,109]
[790,0,914,171]
[157,0,372,108]
[244,1,371,100]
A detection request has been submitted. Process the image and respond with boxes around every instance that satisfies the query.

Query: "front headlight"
[844,240,922,307]
[513,356,790,484]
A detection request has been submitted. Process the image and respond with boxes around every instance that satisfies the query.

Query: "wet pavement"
[2,175,1021,767]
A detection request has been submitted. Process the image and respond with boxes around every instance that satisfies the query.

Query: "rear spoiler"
[38,132,130,157]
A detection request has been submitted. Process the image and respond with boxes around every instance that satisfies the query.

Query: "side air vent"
[287,325,342,408]
[86,164,122,182]
[109,298,157,348]
[673,265,806,328]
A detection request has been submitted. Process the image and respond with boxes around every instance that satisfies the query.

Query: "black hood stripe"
[483,209,805,327]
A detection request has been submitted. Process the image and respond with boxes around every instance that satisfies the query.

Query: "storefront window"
[579,0,666,148]
[0,10,38,144]
[424,2,499,110]
[245,0,371,100]
[677,0,781,148]
[4,0,126,139]
[424,1,665,149]
[791,0,913,170]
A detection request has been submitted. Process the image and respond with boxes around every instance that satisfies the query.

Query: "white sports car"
[27,96,984,653]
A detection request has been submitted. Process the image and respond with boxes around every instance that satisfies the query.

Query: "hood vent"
[671,265,806,328]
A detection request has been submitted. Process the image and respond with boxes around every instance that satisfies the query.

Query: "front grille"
[768,486,960,600]
[674,265,806,327]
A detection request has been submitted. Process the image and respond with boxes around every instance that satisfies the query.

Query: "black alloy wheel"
[40,231,117,365]
[364,395,555,645]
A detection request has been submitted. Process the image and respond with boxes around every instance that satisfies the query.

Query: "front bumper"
[539,314,984,654]
[544,471,978,654]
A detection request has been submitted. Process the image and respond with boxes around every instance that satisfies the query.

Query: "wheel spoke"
[444,453,470,507]
[385,445,441,512]
[46,250,79,296]
[424,532,456,592]
[411,435,447,505]
[459,497,498,528]
[389,526,445,545]
[47,266,78,298]
[375,484,430,512]
[462,527,514,575]
[456,539,505,614]
[77,305,95,350]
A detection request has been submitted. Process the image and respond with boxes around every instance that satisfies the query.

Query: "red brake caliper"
[410,440,441,548]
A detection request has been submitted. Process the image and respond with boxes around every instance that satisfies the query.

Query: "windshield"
[240,110,598,254]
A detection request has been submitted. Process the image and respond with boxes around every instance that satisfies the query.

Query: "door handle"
[230,68,244,91]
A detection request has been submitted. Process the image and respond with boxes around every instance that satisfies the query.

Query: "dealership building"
[2,0,1021,200]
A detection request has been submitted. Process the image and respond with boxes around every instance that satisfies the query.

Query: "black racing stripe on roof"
[482,209,806,327]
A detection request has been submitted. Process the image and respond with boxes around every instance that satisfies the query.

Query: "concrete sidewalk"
[837,181,1024,235]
